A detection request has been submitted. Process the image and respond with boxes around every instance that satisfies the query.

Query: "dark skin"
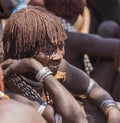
[2,44,120,123]
[0,65,47,123]
[63,31,120,122]
[65,32,119,60]
[28,0,120,97]
[2,5,120,123]
[2,58,88,123]
[64,31,120,93]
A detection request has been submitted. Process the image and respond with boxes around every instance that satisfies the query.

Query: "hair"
[3,6,67,60]
[44,0,85,19]
[0,0,14,19]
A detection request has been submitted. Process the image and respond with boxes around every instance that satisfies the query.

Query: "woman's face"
[34,42,65,74]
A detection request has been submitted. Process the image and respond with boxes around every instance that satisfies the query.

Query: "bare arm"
[44,75,87,123]
[65,31,120,60]
[60,59,113,104]
[2,58,88,123]
[60,59,120,122]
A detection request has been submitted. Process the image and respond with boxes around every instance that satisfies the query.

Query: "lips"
[49,59,61,67]
[48,65,59,75]
[49,65,58,69]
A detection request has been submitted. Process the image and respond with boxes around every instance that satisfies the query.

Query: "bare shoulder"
[58,59,89,95]
[0,99,45,123]
[58,59,72,71]
[59,58,84,73]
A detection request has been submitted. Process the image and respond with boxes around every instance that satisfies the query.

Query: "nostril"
[52,60,61,65]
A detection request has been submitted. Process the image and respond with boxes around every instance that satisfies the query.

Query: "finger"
[3,65,14,77]
[1,59,17,69]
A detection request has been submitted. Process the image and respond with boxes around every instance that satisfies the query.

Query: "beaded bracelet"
[35,67,53,83]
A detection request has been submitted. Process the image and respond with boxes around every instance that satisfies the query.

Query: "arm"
[43,75,87,123]
[65,31,120,60]
[2,58,88,123]
[60,59,120,122]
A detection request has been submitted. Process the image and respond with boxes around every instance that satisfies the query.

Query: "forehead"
[36,40,64,49]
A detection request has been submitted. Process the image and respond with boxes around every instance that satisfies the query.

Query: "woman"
[2,6,88,123]
[2,6,120,123]
[29,0,120,100]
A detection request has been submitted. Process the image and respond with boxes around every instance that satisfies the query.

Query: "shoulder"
[59,59,82,74]
[58,59,71,71]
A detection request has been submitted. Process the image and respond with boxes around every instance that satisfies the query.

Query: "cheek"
[34,52,49,65]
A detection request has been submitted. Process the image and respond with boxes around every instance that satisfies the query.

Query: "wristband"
[100,99,120,117]
[35,67,53,83]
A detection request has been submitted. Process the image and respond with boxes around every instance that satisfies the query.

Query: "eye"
[44,48,54,55]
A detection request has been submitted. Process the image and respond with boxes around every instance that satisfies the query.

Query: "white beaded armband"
[79,78,95,99]
[35,67,53,83]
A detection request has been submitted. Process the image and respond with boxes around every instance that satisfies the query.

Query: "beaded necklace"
[4,74,43,102]
[4,71,66,104]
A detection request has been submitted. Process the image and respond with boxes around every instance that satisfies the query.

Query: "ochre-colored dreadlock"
[3,6,67,60]
[44,0,85,19]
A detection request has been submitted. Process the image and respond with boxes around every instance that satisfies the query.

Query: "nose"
[52,53,63,61]
[52,48,64,61]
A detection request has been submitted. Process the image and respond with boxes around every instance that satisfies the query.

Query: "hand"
[2,58,44,77]
[107,107,120,123]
